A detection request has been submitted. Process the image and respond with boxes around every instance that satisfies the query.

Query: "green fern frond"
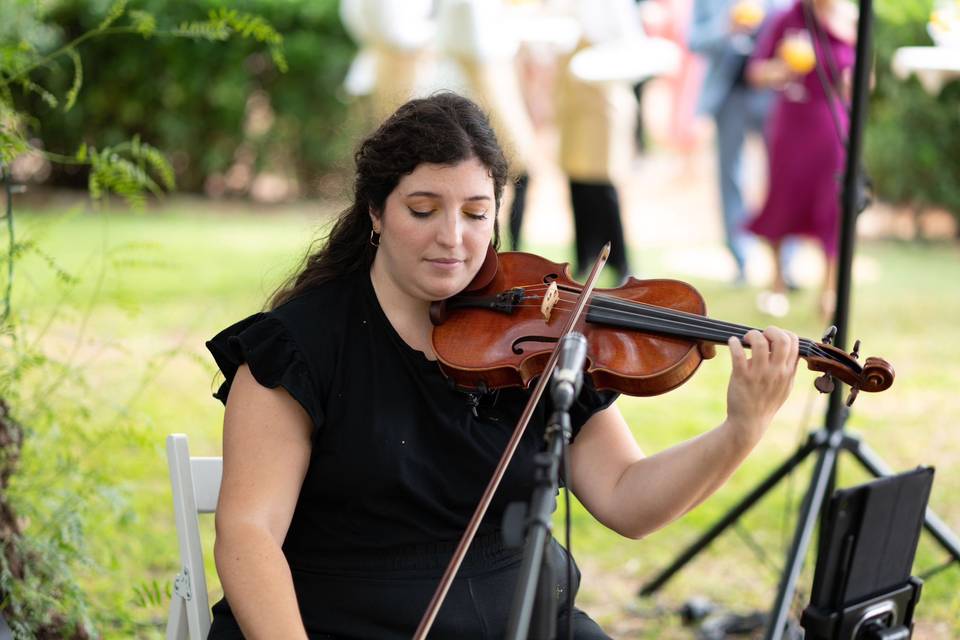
[173,20,229,42]
[180,9,288,72]
[96,0,128,33]
[89,145,168,209]
[111,135,175,191]
[128,10,156,38]
[0,126,29,165]
[10,241,78,286]
[213,8,288,72]
[128,136,174,191]
[18,78,57,108]
[63,49,82,112]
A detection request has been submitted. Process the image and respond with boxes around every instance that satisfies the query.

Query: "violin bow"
[412,243,612,639]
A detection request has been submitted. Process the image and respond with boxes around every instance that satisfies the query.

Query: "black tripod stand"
[639,2,960,638]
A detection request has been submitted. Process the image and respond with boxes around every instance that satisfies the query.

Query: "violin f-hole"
[512,335,559,355]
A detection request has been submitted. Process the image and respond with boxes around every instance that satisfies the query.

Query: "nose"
[435,208,463,248]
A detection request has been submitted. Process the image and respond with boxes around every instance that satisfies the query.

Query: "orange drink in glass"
[731,0,766,31]
[779,29,816,75]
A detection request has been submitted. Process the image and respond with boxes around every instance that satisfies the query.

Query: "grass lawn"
[10,200,960,638]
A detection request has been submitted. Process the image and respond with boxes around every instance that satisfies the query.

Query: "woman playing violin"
[206,92,800,639]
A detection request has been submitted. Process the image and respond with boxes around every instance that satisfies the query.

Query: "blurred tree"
[866,0,960,234]
[16,0,356,198]
[1,1,285,635]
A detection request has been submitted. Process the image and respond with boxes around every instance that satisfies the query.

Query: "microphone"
[550,332,588,411]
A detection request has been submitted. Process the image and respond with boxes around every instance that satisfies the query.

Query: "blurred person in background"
[436,0,543,252]
[746,0,856,318]
[557,0,644,283]
[638,0,705,155]
[689,0,795,289]
[339,0,435,122]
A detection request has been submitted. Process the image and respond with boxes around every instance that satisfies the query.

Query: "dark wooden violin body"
[430,252,894,401]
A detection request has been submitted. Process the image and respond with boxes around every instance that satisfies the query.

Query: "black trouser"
[509,173,530,252]
[569,180,630,281]
[208,535,610,639]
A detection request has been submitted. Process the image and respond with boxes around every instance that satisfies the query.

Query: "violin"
[414,249,893,638]
[430,251,894,402]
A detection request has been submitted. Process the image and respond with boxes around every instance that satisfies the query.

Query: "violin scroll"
[804,340,895,397]
[861,356,896,392]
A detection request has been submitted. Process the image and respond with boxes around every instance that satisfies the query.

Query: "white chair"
[166,434,222,640]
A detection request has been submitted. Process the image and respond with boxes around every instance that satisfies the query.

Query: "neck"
[369,260,436,357]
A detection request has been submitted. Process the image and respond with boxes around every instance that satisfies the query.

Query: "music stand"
[800,467,932,640]
[638,2,960,638]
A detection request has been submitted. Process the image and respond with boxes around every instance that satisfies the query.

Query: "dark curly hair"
[270,93,509,309]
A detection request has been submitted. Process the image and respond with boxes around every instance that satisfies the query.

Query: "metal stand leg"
[639,432,824,596]
[764,434,842,640]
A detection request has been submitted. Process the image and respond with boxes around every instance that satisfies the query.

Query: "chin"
[421,275,472,301]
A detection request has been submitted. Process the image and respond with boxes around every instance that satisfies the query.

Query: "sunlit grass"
[12,202,960,638]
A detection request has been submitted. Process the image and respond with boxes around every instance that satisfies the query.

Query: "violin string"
[512,298,829,362]
[507,290,832,361]
[518,283,796,341]
[585,293,832,360]
[510,285,829,357]
[514,283,766,337]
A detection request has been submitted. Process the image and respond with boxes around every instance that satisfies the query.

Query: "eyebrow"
[405,191,491,202]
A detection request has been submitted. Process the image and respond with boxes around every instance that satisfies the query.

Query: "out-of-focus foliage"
[1,2,289,636]
[14,0,356,196]
[867,0,960,229]
[2,0,295,207]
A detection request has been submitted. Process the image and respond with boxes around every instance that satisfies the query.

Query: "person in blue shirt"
[690,0,797,293]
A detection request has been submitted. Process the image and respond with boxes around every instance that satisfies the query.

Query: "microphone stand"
[505,332,588,640]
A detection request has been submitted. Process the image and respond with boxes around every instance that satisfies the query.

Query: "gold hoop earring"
[370,229,380,248]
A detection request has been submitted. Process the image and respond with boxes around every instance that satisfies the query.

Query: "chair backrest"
[166,434,223,640]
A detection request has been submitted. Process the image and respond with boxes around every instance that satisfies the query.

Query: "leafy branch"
[0,0,287,208]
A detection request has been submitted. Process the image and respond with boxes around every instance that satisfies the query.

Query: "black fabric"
[208,537,611,640]
[731,51,751,88]
[569,180,630,280]
[205,269,618,638]
[508,173,529,251]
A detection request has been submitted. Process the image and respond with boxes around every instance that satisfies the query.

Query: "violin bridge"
[541,281,559,322]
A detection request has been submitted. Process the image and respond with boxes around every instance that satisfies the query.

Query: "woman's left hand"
[725,327,800,446]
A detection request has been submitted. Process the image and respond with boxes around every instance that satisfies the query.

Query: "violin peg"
[850,339,861,360]
[814,373,835,394]
[845,387,860,407]
[821,325,838,345]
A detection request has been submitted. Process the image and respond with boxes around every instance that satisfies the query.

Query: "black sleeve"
[206,312,325,432]
[567,379,620,441]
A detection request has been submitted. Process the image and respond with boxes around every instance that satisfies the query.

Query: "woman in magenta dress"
[746,0,857,316]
